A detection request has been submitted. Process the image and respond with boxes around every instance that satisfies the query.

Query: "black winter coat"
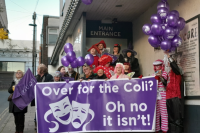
[124,56,140,77]
[93,74,107,79]
[112,54,125,66]
[8,80,28,113]
[65,71,80,80]
[81,74,95,80]
[31,73,53,106]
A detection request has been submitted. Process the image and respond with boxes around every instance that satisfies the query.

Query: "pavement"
[0,105,36,133]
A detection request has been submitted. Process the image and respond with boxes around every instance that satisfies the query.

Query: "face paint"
[71,101,90,129]
[49,96,72,125]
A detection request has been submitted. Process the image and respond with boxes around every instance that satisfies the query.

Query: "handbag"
[8,93,13,101]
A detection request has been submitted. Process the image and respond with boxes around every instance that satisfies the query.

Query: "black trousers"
[166,97,183,133]
[13,112,25,132]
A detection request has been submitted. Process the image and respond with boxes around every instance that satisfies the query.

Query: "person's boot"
[35,121,37,130]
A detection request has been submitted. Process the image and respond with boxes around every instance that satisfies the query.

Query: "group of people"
[7,40,184,133]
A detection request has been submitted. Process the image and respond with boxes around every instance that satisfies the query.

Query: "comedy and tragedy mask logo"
[44,96,95,132]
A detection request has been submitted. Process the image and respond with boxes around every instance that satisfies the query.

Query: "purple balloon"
[157,7,169,20]
[142,24,152,35]
[76,56,85,67]
[61,56,70,67]
[172,35,182,47]
[161,24,167,30]
[163,27,176,40]
[151,14,162,24]
[70,59,78,68]
[157,1,169,10]
[169,10,179,19]
[170,46,177,52]
[66,51,76,63]
[167,14,178,27]
[151,23,164,36]
[174,27,180,35]
[177,17,185,30]
[64,43,73,54]
[160,40,171,50]
[148,35,161,47]
[85,54,94,66]
[82,0,93,5]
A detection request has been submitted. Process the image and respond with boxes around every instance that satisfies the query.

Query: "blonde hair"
[16,70,24,77]
[38,64,48,74]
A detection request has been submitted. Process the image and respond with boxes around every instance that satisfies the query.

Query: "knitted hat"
[95,40,106,48]
[113,44,121,53]
[98,55,113,66]
[87,45,101,54]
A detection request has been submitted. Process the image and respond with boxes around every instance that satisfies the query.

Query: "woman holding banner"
[8,70,27,133]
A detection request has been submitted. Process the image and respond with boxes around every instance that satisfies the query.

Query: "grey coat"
[8,80,27,113]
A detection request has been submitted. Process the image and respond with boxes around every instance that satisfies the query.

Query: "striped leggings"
[156,91,168,132]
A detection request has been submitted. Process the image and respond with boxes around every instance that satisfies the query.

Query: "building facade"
[45,0,200,132]
[40,15,60,74]
[0,40,39,90]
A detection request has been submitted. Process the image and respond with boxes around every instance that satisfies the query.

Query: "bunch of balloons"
[61,43,94,68]
[142,0,185,51]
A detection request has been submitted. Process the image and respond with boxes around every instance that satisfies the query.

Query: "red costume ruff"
[90,55,99,68]
[166,70,182,99]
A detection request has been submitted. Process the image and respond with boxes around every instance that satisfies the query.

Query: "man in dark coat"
[31,64,53,130]
[80,65,95,81]
[65,65,80,80]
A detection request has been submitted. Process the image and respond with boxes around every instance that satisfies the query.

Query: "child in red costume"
[96,55,114,79]
[153,59,168,133]
[87,45,101,69]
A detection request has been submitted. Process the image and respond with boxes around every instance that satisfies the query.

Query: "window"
[0,62,25,72]
[61,0,65,16]
[48,28,58,45]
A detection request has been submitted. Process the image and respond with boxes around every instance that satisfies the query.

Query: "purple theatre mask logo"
[44,96,95,132]
[71,101,94,131]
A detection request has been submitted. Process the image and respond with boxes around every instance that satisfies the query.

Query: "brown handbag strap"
[75,73,78,80]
